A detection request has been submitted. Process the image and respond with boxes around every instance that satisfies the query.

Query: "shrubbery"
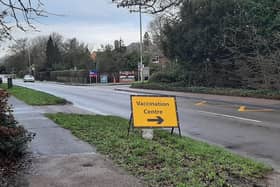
[37,70,89,83]
[149,71,179,83]
[131,82,280,100]
[160,0,280,90]
[0,89,34,157]
[50,70,89,83]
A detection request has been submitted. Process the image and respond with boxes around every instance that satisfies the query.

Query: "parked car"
[23,75,35,82]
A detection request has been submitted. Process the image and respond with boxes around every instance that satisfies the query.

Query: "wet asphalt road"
[13,80,280,169]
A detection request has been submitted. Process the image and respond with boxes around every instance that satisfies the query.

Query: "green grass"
[0,84,67,105]
[131,82,280,100]
[47,113,272,187]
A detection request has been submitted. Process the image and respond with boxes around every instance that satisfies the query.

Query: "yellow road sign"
[130,95,179,128]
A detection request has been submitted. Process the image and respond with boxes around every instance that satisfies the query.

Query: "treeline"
[155,0,280,90]
[1,34,147,81]
[3,33,94,78]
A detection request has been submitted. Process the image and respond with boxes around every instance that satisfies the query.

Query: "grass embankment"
[131,82,280,100]
[0,84,67,105]
[47,113,271,187]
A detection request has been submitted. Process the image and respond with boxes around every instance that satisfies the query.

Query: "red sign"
[89,71,97,78]
[119,71,135,83]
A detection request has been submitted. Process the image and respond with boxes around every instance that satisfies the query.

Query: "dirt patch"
[267,171,280,187]
[26,153,144,187]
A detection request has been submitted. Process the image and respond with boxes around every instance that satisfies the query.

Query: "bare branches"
[0,0,46,40]
[112,0,183,14]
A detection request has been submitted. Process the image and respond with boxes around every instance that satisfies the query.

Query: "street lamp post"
[96,61,98,84]
[139,2,144,82]
[28,47,31,74]
[114,0,144,82]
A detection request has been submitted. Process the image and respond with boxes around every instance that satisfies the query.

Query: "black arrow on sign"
[147,116,164,124]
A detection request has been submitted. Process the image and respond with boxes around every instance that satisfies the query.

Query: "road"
[13,80,280,169]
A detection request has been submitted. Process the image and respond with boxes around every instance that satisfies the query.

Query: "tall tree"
[29,36,48,72]
[5,38,29,74]
[160,0,280,89]
[45,36,62,71]
[143,32,151,51]
[63,38,93,70]
[46,36,54,71]
[0,0,45,41]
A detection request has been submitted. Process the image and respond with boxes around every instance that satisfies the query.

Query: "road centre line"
[195,101,207,106]
[115,90,150,96]
[238,106,275,112]
[197,110,262,123]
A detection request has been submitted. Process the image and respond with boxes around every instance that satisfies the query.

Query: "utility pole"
[96,61,98,84]
[28,47,31,74]
[139,2,144,82]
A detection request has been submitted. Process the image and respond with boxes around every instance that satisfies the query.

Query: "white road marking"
[197,110,262,123]
[115,90,150,95]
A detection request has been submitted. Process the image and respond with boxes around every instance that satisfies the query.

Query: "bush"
[131,82,280,100]
[149,71,179,83]
[0,89,34,157]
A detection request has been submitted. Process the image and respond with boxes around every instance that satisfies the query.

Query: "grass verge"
[131,82,280,100]
[47,113,272,187]
[0,84,67,105]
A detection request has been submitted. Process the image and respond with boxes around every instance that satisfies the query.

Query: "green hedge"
[50,70,89,83]
[38,70,89,83]
[131,82,280,100]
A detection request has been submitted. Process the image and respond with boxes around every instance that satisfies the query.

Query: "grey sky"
[1,0,153,56]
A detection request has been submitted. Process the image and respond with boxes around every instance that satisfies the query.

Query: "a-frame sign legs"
[178,125,182,137]
[128,113,133,136]
[171,126,182,137]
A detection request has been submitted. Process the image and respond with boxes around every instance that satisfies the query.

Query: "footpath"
[9,97,143,187]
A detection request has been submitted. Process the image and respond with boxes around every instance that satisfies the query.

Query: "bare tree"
[112,0,183,14]
[0,0,45,40]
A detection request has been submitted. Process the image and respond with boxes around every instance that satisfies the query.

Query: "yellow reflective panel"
[131,96,179,128]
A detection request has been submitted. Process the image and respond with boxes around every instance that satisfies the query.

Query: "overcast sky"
[1,0,153,56]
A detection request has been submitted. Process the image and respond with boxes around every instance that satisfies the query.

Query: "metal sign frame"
[128,95,181,136]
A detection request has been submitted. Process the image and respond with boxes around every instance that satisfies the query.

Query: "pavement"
[9,96,144,187]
